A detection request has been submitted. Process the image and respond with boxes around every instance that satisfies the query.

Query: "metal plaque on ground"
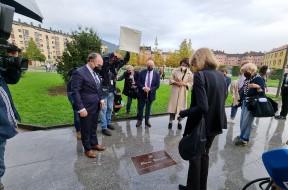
[131,150,177,175]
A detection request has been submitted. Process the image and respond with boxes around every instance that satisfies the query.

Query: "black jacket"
[98,52,130,94]
[181,69,227,137]
[117,71,139,97]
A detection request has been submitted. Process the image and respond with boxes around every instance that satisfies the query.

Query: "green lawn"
[8,72,278,127]
[9,72,73,127]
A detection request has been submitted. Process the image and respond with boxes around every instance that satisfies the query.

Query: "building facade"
[263,45,288,69]
[213,50,264,66]
[8,21,116,65]
[9,21,71,64]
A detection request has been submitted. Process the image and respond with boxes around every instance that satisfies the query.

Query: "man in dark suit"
[136,59,160,127]
[71,53,106,158]
[275,71,288,120]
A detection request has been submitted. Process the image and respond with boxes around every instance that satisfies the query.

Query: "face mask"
[181,66,187,71]
[147,66,153,71]
[244,72,252,79]
[93,66,102,73]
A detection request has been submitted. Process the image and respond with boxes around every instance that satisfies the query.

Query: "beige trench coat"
[230,80,240,106]
[167,67,193,119]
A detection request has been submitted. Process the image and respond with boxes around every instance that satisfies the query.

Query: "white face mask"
[181,66,187,71]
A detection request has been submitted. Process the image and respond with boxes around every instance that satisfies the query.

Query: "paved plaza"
[3,108,288,190]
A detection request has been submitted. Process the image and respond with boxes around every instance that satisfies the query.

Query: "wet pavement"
[3,108,288,190]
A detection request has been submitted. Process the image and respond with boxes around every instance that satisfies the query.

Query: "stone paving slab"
[3,108,288,190]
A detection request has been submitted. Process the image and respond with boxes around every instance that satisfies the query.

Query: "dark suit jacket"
[136,69,160,101]
[182,69,227,137]
[71,65,103,114]
[282,73,288,94]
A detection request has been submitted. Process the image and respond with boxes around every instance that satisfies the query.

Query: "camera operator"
[0,47,23,190]
[98,52,130,136]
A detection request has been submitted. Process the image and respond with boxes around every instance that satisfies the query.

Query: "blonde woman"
[167,58,193,130]
[234,63,265,146]
[178,48,227,190]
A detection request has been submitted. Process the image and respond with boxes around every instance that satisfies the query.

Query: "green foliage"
[232,66,240,76]
[22,38,46,62]
[165,39,193,67]
[269,69,283,80]
[153,50,164,66]
[178,39,193,60]
[57,27,102,82]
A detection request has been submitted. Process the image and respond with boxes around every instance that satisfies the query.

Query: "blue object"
[262,148,288,190]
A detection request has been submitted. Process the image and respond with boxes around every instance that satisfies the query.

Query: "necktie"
[93,72,100,87]
[147,71,151,88]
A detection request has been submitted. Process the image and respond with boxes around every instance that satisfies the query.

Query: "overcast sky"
[14,0,288,53]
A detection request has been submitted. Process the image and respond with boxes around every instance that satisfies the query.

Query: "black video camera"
[0,3,28,84]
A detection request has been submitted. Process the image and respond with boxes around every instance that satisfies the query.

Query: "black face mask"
[93,66,102,73]
[147,67,153,71]
[244,72,252,79]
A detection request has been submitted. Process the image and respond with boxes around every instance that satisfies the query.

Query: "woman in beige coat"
[167,58,193,129]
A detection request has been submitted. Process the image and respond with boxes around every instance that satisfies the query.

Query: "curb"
[18,112,170,131]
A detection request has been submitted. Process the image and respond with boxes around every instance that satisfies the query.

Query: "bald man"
[71,53,106,158]
[136,59,160,127]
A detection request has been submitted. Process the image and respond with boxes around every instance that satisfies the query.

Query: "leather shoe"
[177,123,182,130]
[107,124,115,130]
[168,123,172,129]
[136,120,142,127]
[102,129,112,136]
[145,121,151,128]
[91,144,106,151]
[178,184,187,190]
[85,150,96,158]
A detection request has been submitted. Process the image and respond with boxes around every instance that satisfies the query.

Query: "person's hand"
[248,83,260,89]
[179,110,186,118]
[79,109,88,117]
[100,100,105,109]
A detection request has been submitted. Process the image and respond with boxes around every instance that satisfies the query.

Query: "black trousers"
[280,88,288,117]
[137,98,153,122]
[186,135,215,190]
[80,111,99,151]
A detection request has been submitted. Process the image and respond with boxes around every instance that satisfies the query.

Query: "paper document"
[119,26,141,53]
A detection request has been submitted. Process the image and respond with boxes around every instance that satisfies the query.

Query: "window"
[19,35,22,38]
[18,29,21,32]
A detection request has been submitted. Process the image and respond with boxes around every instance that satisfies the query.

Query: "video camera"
[0,3,28,84]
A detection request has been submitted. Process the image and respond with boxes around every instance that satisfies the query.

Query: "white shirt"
[145,70,154,87]
[86,64,100,85]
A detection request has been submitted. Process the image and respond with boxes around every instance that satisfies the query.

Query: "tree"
[129,52,138,66]
[178,39,193,60]
[166,51,180,67]
[23,38,46,62]
[153,50,164,66]
[57,27,102,82]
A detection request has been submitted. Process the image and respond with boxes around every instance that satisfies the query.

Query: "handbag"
[246,95,275,117]
[178,116,207,160]
[178,71,207,160]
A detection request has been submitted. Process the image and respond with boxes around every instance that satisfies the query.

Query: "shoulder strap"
[181,69,188,81]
